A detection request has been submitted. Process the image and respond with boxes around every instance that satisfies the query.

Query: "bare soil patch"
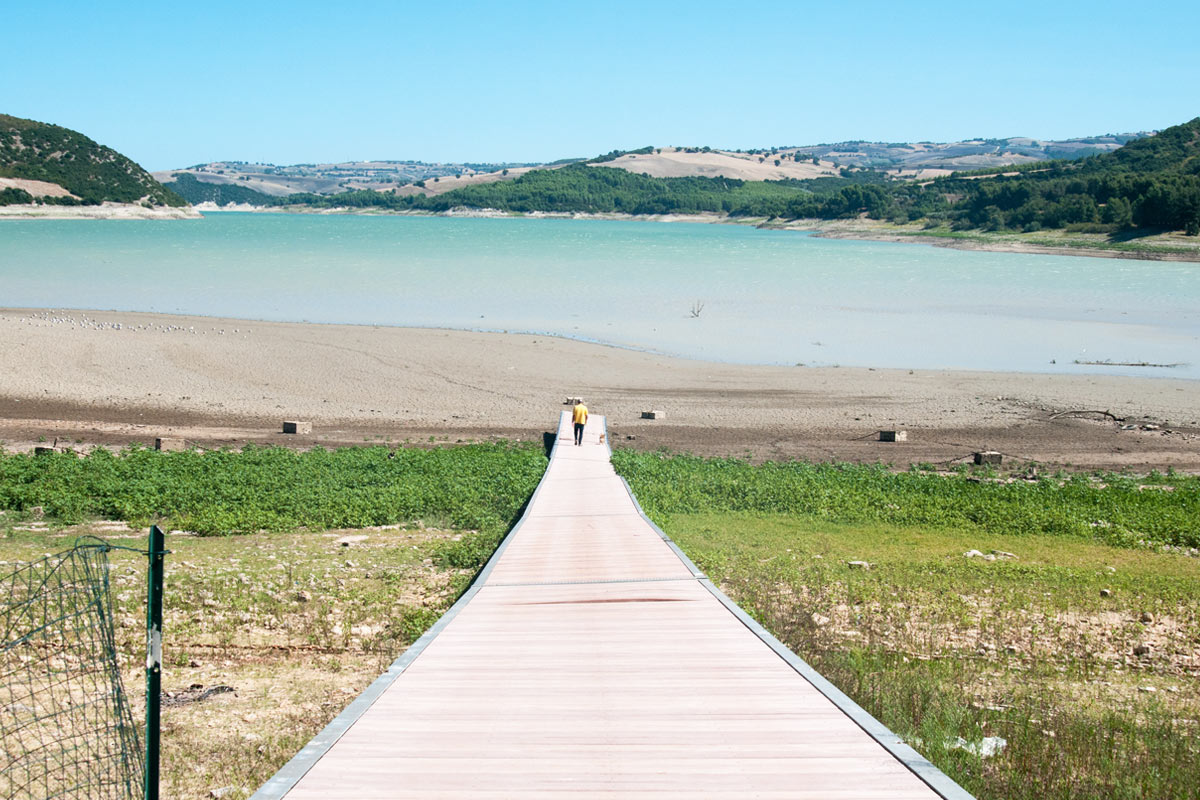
[2,308,1197,472]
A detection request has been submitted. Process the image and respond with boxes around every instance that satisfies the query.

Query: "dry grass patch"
[666,512,1200,800]
[1,519,472,800]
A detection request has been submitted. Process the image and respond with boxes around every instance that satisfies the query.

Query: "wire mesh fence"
[1,541,144,800]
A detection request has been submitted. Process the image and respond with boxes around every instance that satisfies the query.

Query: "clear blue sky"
[5,0,1198,170]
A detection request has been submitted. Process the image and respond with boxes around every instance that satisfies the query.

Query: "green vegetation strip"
[0,443,545,542]
[610,451,1200,550]
[614,450,1200,800]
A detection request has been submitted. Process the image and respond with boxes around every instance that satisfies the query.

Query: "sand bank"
[1,308,1196,471]
[786,219,1200,263]
[0,203,201,220]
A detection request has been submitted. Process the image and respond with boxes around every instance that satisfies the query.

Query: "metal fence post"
[144,525,165,800]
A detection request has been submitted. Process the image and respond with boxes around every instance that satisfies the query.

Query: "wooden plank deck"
[255,413,972,799]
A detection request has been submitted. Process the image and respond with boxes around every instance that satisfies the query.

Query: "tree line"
[912,117,1200,234]
[166,117,1200,236]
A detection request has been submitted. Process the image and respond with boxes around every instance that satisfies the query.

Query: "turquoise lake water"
[2,212,1197,378]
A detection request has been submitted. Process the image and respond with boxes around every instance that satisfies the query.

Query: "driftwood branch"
[1072,359,1183,368]
[1049,409,1125,422]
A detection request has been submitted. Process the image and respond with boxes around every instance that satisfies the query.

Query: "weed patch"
[613,450,1200,549]
[0,442,545,536]
[657,512,1200,800]
[0,522,483,800]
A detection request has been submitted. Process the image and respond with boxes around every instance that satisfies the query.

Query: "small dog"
[598,433,606,444]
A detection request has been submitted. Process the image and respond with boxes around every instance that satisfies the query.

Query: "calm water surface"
[2,212,1197,378]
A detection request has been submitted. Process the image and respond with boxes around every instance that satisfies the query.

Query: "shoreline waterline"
[8,200,1195,264]
[4,304,1196,382]
[2,213,1196,379]
[201,206,1200,263]
[2,306,1199,472]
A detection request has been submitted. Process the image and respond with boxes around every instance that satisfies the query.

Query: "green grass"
[0,442,549,798]
[614,450,1200,800]
[612,451,1200,550]
[0,442,545,537]
[5,444,1197,797]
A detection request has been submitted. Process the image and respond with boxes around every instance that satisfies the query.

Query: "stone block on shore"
[879,430,907,442]
[974,451,1003,466]
[283,421,312,435]
[565,396,583,405]
[641,410,664,420]
[155,437,186,452]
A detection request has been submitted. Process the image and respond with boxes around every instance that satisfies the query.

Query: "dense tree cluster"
[164,173,278,206]
[588,146,655,163]
[919,117,1200,234]
[0,187,33,205]
[276,164,819,216]
[0,114,186,206]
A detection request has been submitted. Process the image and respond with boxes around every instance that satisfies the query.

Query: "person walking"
[572,400,588,446]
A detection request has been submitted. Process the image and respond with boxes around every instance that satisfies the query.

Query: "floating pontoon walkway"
[254,413,972,799]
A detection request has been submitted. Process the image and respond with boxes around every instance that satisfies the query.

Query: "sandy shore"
[784,219,1200,263]
[1,308,1197,471]
[0,203,201,220]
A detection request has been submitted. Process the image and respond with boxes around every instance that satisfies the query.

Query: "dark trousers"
[574,422,585,445]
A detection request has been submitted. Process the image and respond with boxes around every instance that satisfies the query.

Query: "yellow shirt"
[572,404,588,425]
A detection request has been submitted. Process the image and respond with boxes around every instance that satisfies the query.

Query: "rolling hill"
[0,114,185,207]
[591,135,1147,181]
[159,132,1148,208]
[153,158,542,205]
[213,117,1198,238]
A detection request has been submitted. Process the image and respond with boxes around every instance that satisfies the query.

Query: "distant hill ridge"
[0,114,184,207]
[165,117,1199,237]
[154,158,544,204]
[919,116,1200,234]
[17,109,1187,238]
[159,130,1150,205]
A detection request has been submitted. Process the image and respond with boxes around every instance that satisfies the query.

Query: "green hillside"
[164,172,278,206]
[896,117,1200,234]
[273,163,889,217]
[284,163,822,215]
[257,118,1200,236]
[0,114,185,206]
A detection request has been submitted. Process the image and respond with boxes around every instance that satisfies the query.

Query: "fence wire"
[1,543,143,800]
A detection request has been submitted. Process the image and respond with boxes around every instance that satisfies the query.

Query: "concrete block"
[283,420,312,435]
[878,430,907,442]
[565,396,584,406]
[974,451,1003,466]
[155,437,187,452]
[641,410,664,420]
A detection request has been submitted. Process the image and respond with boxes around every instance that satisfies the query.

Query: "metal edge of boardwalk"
[249,418,566,800]
[608,417,977,800]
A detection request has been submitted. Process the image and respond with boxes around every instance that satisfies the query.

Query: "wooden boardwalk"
[254,413,971,799]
